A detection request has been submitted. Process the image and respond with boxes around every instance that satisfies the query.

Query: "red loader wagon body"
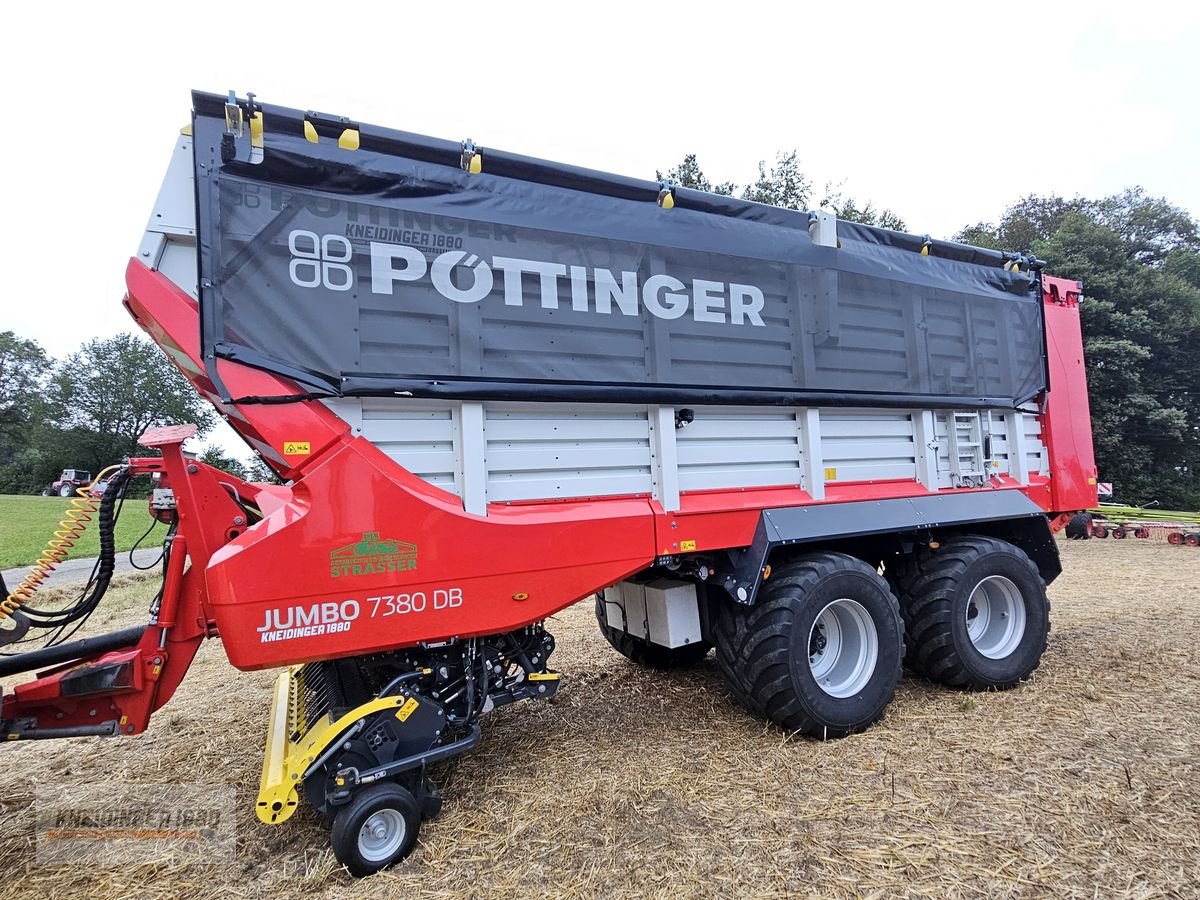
[0,90,1097,876]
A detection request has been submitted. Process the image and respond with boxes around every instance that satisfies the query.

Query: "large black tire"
[330,782,421,877]
[893,536,1049,691]
[711,553,903,738]
[594,593,712,668]
[1064,512,1092,540]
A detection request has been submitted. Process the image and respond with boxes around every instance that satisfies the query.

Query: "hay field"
[2,537,1198,898]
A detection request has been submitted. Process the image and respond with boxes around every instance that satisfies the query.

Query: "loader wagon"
[0,91,1097,876]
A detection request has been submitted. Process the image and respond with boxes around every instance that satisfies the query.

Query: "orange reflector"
[762,565,772,580]
[928,541,941,550]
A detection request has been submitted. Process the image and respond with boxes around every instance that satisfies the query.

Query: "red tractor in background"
[39,469,93,498]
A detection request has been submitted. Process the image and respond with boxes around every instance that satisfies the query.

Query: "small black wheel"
[330,782,421,878]
[894,536,1049,691]
[1064,512,1092,540]
[1111,526,1127,540]
[594,593,712,669]
[711,553,903,738]
[40,487,53,497]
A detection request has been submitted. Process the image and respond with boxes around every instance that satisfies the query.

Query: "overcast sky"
[1,1,1196,457]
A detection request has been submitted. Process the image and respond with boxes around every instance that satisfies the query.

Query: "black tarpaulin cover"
[192,91,1047,409]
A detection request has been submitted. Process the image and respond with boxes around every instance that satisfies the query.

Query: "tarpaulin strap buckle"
[1003,254,1022,273]
[920,236,933,257]
[224,91,245,138]
[223,92,263,163]
[657,180,676,209]
[461,139,482,174]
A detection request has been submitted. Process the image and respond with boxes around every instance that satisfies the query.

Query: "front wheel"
[712,553,903,738]
[1064,512,1092,540]
[894,536,1049,690]
[330,783,421,877]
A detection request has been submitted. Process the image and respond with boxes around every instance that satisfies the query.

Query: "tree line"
[2,151,1198,507]
[0,331,270,493]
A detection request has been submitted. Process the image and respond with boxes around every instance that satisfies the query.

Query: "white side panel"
[138,135,198,299]
[341,397,461,494]
[1023,414,1050,476]
[483,403,653,502]
[820,411,917,483]
[321,397,1042,511]
[675,406,804,492]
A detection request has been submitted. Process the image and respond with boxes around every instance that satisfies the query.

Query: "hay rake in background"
[1067,503,1200,544]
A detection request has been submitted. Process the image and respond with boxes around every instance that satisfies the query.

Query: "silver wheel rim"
[965,575,1026,659]
[808,598,879,698]
[358,808,406,863]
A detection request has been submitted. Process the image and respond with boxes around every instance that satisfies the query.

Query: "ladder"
[947,411,988,487]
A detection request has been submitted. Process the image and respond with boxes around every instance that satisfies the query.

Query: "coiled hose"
[0,465,124,622]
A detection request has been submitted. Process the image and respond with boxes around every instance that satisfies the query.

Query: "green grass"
[0,494,164,570]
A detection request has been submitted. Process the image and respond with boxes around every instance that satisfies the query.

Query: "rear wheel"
[593,593,711,668]
[57,484,73,497]
[894,536,1049,690]
[711,553,903,738]
[330,782,421,877]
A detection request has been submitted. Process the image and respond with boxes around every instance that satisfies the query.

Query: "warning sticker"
[395,697,420,722]
[283,441,311,455]
[680,540,697,552]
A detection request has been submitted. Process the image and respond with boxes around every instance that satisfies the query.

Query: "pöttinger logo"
[289,230,353,291]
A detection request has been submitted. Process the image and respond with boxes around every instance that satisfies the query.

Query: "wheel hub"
[964,575,1026,659]
[358,808,406,863]
[807,598,879,699]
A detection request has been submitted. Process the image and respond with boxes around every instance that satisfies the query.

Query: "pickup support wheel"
[330,782,422,877]
[593,593,712,668]
[893,537,1050,690]
[711,552,903,738]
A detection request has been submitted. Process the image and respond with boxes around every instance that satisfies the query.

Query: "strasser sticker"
[331,531,417,578]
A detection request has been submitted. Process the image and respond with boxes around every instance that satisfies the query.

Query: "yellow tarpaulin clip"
[338,128,360,150]
[303,120,319,143]
[250,112,264,148]
[920,236,932,257]
[461,139,482,174]
[657,181,676,209]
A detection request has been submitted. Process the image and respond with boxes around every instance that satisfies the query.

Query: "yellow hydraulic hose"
[0,465,123,621]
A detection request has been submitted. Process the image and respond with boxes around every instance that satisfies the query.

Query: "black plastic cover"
[192,91,1047,408]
